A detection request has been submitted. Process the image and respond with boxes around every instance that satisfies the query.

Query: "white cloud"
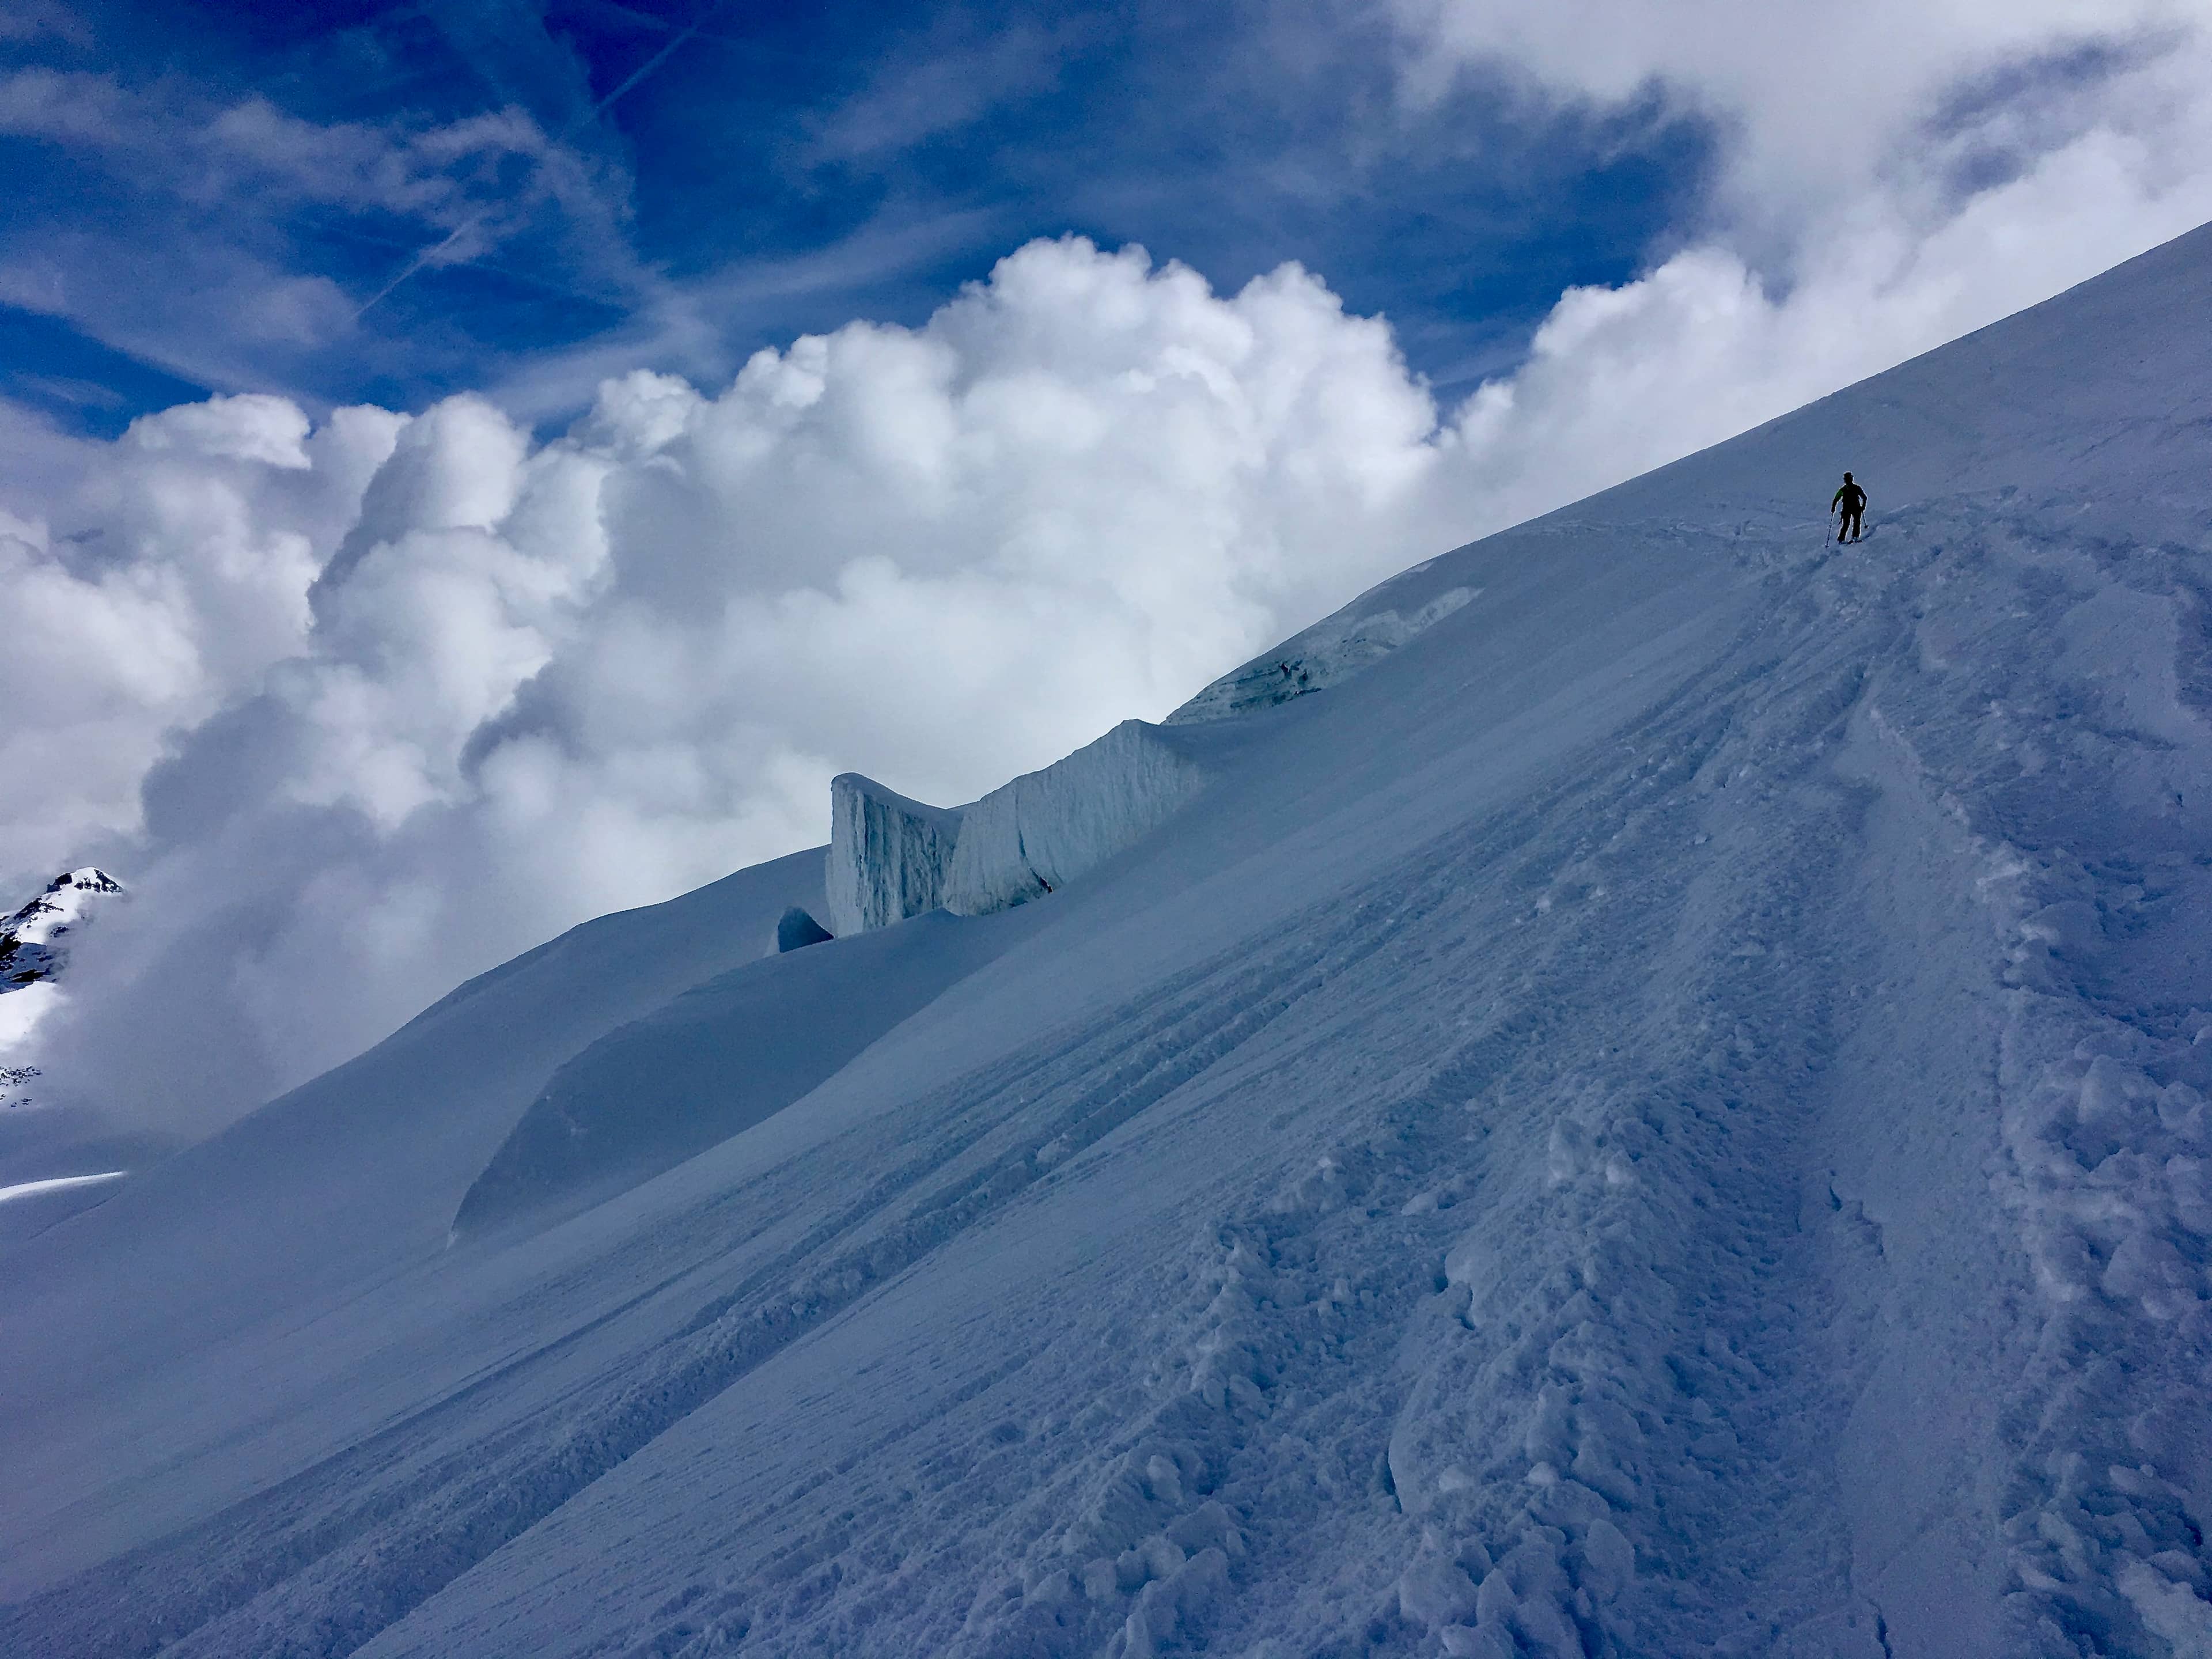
[9,0,2212,1135]
[1380,0,2212,521]
[15,239,1469,1127]
[0,395,399,882]
[1389,0,2203,244]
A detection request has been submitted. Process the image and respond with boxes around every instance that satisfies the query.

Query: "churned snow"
[5,225,2212,1658]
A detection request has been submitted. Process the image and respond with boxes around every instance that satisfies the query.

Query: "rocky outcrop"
[0,868,124,990]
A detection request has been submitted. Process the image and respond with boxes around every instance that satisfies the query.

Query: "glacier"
[5,224,2212,1658]
[942,720,1218,919]
[826,720,1222,934]
[824,772,964,937]
[1167,578,1479,726]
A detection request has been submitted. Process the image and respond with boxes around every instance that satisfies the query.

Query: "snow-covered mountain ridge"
[4,224,2212,1658]
[0,866,122,992]
[0,867,123,1111]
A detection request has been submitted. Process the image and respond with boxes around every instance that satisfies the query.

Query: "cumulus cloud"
[12,241,1469,1127]
[1389,0,2204,243]
[1388,0,2212,515]
[7,0,2212,1136]
[0,395,399,880]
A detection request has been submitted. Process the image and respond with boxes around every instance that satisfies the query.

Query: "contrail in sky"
[356,0,736,320]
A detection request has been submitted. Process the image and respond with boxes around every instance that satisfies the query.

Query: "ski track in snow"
[6,236,2212,1658]
[13,501,2210,1657]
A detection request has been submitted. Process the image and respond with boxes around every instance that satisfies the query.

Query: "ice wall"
[1168,576,1476,724]
[943,720,1211,918]
[823,775,964,938]
[825,723,1214,935]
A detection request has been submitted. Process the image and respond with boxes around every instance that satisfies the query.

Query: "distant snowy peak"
[0,868,124,993]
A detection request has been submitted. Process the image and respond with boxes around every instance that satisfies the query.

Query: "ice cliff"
[826,719,1214,935]
[824,554,1475,932]
[775,906,834,953]
[942,720,1213,916]
[822,775,963,937]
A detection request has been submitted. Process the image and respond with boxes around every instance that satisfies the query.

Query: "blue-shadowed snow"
[775,906,834,953]
[0,1167,130,1249]
[2,225,2212,1658]
[452,908,1021,1237]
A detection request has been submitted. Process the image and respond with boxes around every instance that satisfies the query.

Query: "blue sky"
[1,0,1707,435]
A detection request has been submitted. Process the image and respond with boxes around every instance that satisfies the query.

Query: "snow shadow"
[452,910,1013,1238]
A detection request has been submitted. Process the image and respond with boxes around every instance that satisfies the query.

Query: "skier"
[1831,472,1868,543]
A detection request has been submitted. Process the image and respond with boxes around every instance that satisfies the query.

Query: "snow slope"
[1166,579,1479,726]
[5,224,2212,1659]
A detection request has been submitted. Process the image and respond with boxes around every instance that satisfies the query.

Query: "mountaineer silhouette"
[1831,472,1868,543]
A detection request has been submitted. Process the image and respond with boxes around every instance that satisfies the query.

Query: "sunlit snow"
[0,1170,126,1207]
[4,226,2212,1658]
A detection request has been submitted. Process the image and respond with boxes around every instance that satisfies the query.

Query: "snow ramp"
[452,911,1016,1237]
[5,225,2212,1659]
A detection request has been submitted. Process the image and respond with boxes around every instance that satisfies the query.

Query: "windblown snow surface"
[7,226,2212,1659]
